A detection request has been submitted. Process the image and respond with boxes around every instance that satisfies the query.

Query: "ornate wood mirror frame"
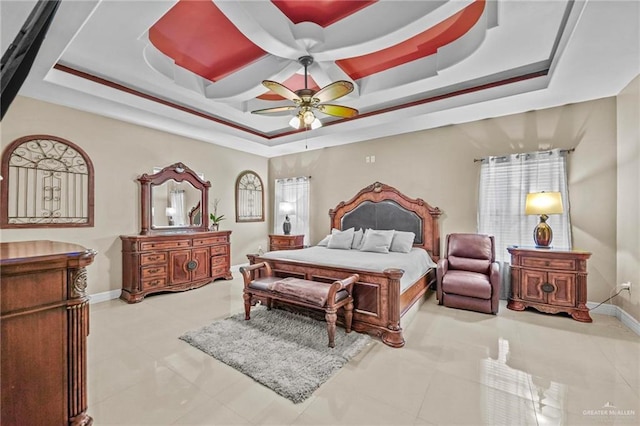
[139,162,210,235]
[235,170,264,222]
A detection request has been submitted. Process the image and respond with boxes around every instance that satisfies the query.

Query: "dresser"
[269,234,304,251]
[507,246,592,322]
[1,241,96,426]
[121,230,232,303]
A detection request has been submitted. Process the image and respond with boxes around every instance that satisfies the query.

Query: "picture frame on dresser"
[120,163,232,303]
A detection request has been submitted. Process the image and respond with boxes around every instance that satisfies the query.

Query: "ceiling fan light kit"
[252,55,358,130]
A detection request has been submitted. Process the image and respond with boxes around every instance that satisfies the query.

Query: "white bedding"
[261,246,436,292]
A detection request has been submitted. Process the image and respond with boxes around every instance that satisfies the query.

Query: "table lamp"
[279,202,294,235]
[525,191,563,248]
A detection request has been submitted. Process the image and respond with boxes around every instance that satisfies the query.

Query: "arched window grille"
[1,135,94,228]
[235,170,264,222]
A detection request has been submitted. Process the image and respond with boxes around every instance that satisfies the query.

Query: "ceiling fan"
[251,55,358,130]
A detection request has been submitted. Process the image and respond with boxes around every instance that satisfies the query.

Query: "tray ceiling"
[2,0,638,157]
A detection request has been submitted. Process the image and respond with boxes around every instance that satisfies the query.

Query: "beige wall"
[0,96,270,296]
[616,75,640,320]
[269,98,619,307]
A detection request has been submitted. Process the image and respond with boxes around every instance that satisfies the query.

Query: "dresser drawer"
[141,265,166,278]
[211,266,228,277]
[210,245,228,256]
[140,252,167,265]
[521,257,575,271]
[142,276,166,290]
[140,240,190,251]
[194,236,228,246]
[211,256,227,267]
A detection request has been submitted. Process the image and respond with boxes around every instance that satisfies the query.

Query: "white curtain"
[478,149,571,297]
[170,190,186,226]
[274,177,310,246]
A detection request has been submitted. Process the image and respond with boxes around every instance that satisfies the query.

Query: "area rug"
[179,306,371,403]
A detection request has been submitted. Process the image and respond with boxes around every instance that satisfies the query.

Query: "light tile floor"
[88,275,639,425]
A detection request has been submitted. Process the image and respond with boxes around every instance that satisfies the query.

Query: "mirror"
[151,180,202,228]
[138,162,210,234]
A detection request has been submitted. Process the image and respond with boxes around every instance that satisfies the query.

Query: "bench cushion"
[248,277,348,307]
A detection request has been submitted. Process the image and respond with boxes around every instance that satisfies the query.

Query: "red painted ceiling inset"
[149,0,266,82]
[336,0,485,80]
[257,74,321,101]
[272,0,377,27]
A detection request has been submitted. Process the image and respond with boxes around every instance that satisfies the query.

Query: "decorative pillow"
[351,228,364,249]
[390,231,415,253]
[359,229,395,253]
[316,235,331,246]
[327,227,355,250]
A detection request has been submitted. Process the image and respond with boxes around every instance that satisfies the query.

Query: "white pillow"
[390,231,415,253]
[316,235,331,246]
[351,228,364,249]
[327,228,355,250]
[359,229,395,253]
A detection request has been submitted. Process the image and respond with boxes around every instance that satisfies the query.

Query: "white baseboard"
[89,289,121,304]
[587,301,640,336]
[89,264,245,304]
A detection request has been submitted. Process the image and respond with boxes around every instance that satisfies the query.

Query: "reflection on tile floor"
[88,275,639,425]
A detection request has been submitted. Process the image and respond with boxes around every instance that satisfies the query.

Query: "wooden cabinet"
[269,234,304,251]
[507,246,592,322]
[1,240,96,426]
[121,230,232,303]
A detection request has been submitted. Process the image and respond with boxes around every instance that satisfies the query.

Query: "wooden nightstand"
[269,234,304,251]
[507,246,592,322]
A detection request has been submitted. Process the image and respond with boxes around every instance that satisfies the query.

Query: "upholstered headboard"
[329,182,442,259]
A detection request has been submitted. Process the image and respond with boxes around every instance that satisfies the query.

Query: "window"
[1,135,94,228]
[274,176,310,245]
[477,149,571,262]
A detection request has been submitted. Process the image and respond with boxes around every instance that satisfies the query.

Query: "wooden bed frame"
[247,182,442,347]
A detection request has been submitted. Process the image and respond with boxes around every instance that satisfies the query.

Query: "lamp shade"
[525,192,564,215]
[279,201,294,214]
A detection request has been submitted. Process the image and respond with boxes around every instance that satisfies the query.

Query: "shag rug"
[179,306,371,403]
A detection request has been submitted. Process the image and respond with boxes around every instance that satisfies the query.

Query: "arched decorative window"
[1,135,94,228]
[235,170,264,222]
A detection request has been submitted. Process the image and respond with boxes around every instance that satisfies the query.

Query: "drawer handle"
[148,255,160,261]
[545,261,550,266]
[541,283,554,293]
[148,268,160,274]
[186,260,198,271]
[149,280,160,286]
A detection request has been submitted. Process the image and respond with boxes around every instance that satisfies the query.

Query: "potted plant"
[209,199,225,231]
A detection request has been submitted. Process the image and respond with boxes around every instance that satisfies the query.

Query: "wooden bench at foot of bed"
[239,262,358,348]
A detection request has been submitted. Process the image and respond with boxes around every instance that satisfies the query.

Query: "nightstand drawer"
[521,257,575,271]
[269,234,304,251]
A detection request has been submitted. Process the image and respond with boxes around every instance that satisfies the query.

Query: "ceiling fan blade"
[317,104,359,118]
[262,80,301,102]
[313,81,354,103]
[251,105,298,115]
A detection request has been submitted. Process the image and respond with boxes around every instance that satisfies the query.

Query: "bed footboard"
[246,254,434,347]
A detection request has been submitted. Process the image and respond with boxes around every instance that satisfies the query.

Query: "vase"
[210,223,219,231]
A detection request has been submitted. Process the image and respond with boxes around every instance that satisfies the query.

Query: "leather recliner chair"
[436,233,500,314]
